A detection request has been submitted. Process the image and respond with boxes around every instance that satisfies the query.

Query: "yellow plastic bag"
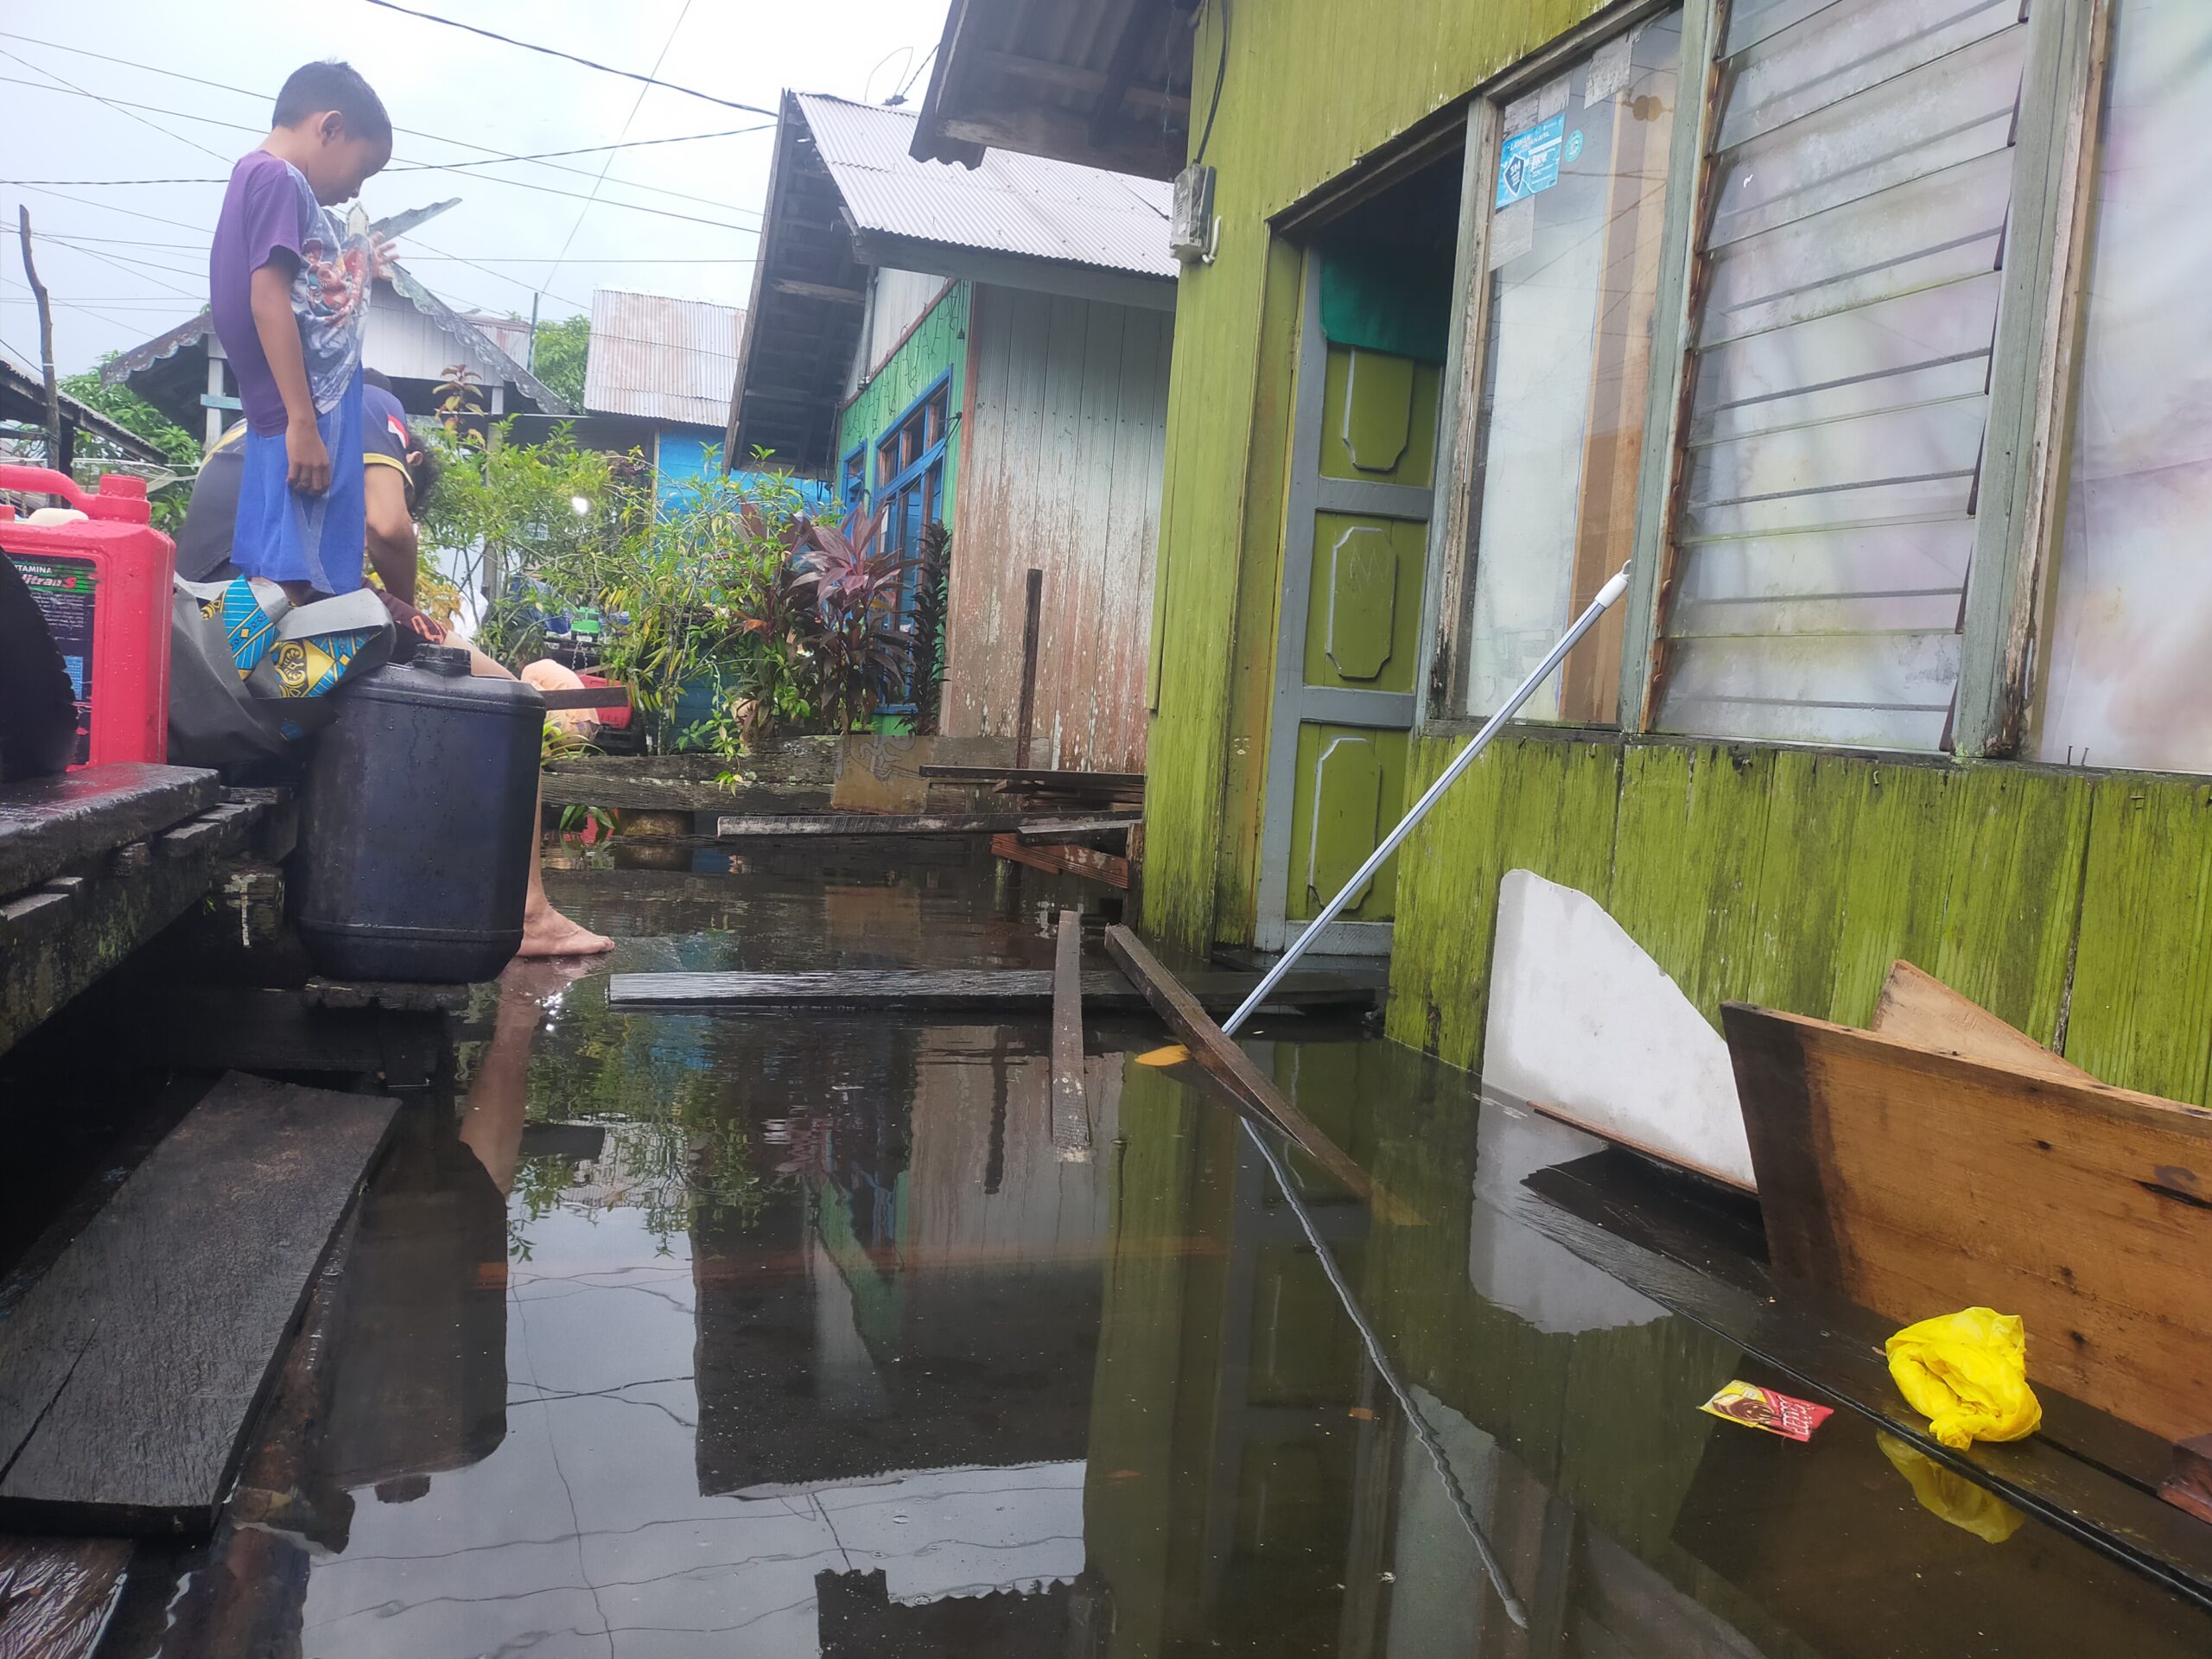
[1876,1432,2025,1543]
[1884,1306,2042,1449]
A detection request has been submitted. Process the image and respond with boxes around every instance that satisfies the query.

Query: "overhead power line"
[356,0,782,119]
[0,52,766,222]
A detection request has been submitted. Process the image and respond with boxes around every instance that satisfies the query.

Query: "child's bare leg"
[463,648,613,957]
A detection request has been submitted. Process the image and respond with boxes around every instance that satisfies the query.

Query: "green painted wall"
[1385,731,2212,1107]
[1143,0,1612,950]
[836,280,969,524]
[1136,0,2212,1111]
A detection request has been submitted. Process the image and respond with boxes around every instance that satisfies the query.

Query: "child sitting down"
[209,60,391,599]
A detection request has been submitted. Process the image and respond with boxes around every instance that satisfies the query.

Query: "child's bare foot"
[517,902,613,958]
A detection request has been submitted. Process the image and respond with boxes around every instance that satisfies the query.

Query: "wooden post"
[1052,909,1090,1161]
[16,207,65,476]
[1014,567,1042,767]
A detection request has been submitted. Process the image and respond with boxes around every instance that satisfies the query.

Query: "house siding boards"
[837,282,969,518]
[949,285,1169,772]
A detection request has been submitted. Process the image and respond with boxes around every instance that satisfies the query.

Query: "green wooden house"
[729,92,1176,770]
[912,0,2212,1105]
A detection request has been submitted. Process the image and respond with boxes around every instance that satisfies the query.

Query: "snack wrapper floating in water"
[1699,1380,1835,1441]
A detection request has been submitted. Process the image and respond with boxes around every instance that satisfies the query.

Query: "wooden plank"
[1014,567,1043,766]
[2167,1435,2212,1528]
[607,965,1381,1014]
[0,1537,130,1659]
[718,810,1135,840]
[1052,910,1090,1161]
[1012,816,1138,844]
[919,765,1146,793]
[151,799,264,861]
[535,685,630,711]
[0,764,219,899]
[1870,959,2094,1085]
[1516,1154,2212,1614]
[1102,925,1377,1206]
[1723,1002,2212,1445]
[990,834,1132,889]
[0,1073,397,1534]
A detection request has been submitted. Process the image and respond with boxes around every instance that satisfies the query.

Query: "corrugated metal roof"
[794,92,1175,278]
[584,289,742,427]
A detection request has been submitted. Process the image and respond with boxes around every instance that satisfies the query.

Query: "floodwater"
[92,844,2212,1657]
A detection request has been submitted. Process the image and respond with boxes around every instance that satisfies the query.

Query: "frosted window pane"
[2032,0,2212,774]
[1655,0,2028,752]
[1458,15,1681,723]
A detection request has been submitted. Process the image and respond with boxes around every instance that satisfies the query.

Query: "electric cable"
[356,0,779,119]
[1192,0,1230,167]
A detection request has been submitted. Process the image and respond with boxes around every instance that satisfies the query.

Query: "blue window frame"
[861,374,953,712]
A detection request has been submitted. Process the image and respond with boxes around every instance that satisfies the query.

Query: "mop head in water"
[1136,1044,1190,1067]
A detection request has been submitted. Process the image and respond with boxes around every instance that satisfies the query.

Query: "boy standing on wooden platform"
[208,61,391,601]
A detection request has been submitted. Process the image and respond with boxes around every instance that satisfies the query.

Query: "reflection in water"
[1233,1113,1528,1627]
[102,849,2212,1657]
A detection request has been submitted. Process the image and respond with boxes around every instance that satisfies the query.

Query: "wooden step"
[0,1073,397,1535]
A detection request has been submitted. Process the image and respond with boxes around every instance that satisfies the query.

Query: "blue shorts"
[231,372,365,597]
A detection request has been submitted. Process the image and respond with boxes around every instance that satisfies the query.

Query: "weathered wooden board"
[1871,960,2094,1084]
[920,765,1147,797]
[990,833,1133,888]
[607,965,1378,1014]
[1723,1002,2212,1445]
[0,1073,397,1534]
[0,763,218,898]
[1052,910,1090,1161]
[1103,925,1379,1208]
[1517,1154,2212,1613]
[718,810,1137,840]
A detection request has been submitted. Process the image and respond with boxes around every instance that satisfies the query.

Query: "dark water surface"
[107,846,2212,1657]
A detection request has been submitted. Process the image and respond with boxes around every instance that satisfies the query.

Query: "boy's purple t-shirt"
[208,151,373,435]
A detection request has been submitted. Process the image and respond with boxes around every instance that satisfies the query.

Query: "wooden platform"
[606,965,1378,1014]
[0,1072,397,1535]
[0,764,218,899]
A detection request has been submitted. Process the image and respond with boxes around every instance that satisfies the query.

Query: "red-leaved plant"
[791,505,918,733]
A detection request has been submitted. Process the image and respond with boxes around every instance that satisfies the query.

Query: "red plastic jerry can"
[0,466,176,769]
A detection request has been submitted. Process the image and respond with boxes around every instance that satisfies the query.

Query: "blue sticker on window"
[1496,113,1567,208]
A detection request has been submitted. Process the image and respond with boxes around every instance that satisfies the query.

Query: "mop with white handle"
[1141,563,1632,1063]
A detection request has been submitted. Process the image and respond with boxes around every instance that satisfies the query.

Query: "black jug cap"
[416,644,474,677]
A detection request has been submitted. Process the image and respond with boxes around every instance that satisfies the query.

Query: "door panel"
[1256,256,1440,952]
[1287,724,1409,922]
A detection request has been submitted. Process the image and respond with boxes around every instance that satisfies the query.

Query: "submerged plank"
[0,764,219,898]
[0,1537,130,1659]
[1517,1154,2212,1613]
[1102,925,1379,1209]
[1870,959,2094,1084]
[607,967,1378,1014]
[1724,1002,2212,1446]
[0,1073,397,1535]
[990,833,1133,889]
[1052,911,1090,1161]
[717,810,1138,839]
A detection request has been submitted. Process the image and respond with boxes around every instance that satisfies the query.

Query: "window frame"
[864,370,957,713]
[1416,0,2114,762]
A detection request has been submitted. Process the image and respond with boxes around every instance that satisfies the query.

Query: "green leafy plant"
[794,504,919,733]
[912,519,950,734]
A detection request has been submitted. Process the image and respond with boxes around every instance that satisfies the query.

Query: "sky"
[0,0,951,378]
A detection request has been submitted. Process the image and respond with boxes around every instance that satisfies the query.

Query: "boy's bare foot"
[517,901,613,958]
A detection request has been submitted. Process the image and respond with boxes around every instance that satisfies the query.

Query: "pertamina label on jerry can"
[0,466,175,768]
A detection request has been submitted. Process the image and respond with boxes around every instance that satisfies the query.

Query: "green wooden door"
[1255,257,1440,952]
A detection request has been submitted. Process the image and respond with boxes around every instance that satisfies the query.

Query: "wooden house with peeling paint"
[728,92,1175,772]
[909,0,2212,1108]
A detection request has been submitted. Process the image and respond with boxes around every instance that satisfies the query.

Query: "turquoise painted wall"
[653,428,833,514]
[836,281,969,525]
